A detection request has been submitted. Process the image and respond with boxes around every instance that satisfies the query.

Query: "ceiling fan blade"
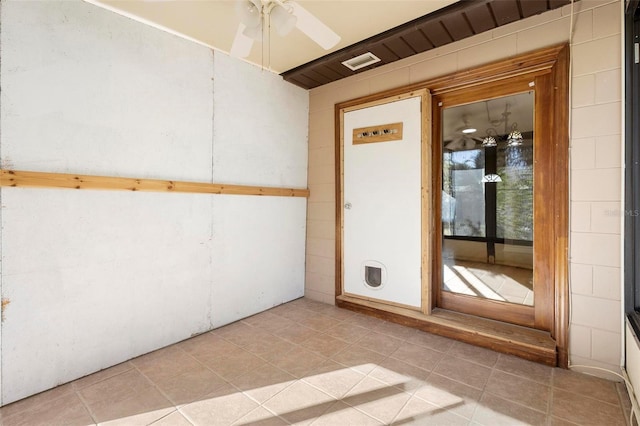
[230,23,254,58]
[289,1,340,50]
[464,138,477,149]
[445,139,463,151]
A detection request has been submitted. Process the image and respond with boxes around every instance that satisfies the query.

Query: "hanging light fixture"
[507,125,523,147]
[482,128,498,147]
[270,2,297,36]
[482,100,526,147]
[481,173,502,183]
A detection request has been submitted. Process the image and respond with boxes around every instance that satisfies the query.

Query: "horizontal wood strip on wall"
[352,122,403,145]
[0,169,310,198]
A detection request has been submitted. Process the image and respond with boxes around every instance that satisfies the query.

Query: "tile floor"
[444,260,534,306]
[0,297,634,426]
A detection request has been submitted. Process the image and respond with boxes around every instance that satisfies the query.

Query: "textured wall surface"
[0,0,308,404]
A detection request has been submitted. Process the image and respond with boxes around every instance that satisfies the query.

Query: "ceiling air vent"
[342,52,381,71]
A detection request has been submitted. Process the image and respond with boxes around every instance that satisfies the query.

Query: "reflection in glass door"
[440,92,534,320]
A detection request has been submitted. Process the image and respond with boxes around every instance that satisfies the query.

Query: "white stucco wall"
[209,54,308,327]
[0,0,308,404]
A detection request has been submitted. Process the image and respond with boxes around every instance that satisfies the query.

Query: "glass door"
[437,91,538,327]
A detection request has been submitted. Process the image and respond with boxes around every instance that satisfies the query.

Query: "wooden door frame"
[432,74,555,331]
[335,89,432,313]
[334,44,569,367]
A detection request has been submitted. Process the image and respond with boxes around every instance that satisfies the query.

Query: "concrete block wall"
[305,0,624,374]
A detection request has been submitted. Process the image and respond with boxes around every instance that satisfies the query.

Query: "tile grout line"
[230,306,349,423]
[147,408,184,425]
[481,367,553,416]
[276,305,398,424]
[74,389,99,426]
[128,360,185,419]
[349,325,431,425]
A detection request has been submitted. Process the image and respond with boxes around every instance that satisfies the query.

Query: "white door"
[343,96,422,308]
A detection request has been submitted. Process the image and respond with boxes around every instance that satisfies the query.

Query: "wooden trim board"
[335,90,430,311]
[352,122,403,144]
[337,295,556,366]
[0,169,310,198]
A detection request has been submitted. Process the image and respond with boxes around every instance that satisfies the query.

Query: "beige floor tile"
[432,356,492,390]
[242,311,287,327]
[78,369,153,407]
[445,261,534,307]
[271,323,320,344]
[324,323,370,343]
[0,382,76,419]
[242,312,293,334]
[301,333,351,357]
[330,345,386,374]
[392,395,469,425]
[270,346,328,378]
[151,410,193,426]
[151,365,228,406]
[186,343,245,369]
[217,323,276,348]
[412,373,482,419]
[356,331,404,356]
[499,278,531,300]
[343,377,412,424]
[298,314,343,332]
[73,362,135,391]
[232,406,288,425]
[269,305,314,322]
[314,305,357,321]
[313,401,383,425]
[178,332,242,359]
[373,321,417,340]
[494,354,552,385]
[553,368,621,405]
[405,330,455,353]
[472,392,547,426]
[347,313,386,329]
[88,385,174,425]
[203,351,268,381]
[262,381,335,425]
[302,360,366,398]
[229,363,296,404]
[550,388,626,426]
[390,342,444,371]
[368,357,430,393]
[242,334,296,359]
[133,347,206,385]
[485,370,550,413]
[447,341,499,367]
[548,417,582,426]
[180,384,259,426]
[291,298,325,310]
[299,299,338,313]
[2,392,94,426]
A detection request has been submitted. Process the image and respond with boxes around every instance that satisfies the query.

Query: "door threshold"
[336,295,557,366]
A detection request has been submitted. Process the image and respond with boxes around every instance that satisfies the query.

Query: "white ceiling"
[88,0,459,74]
[443,91,535,148]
